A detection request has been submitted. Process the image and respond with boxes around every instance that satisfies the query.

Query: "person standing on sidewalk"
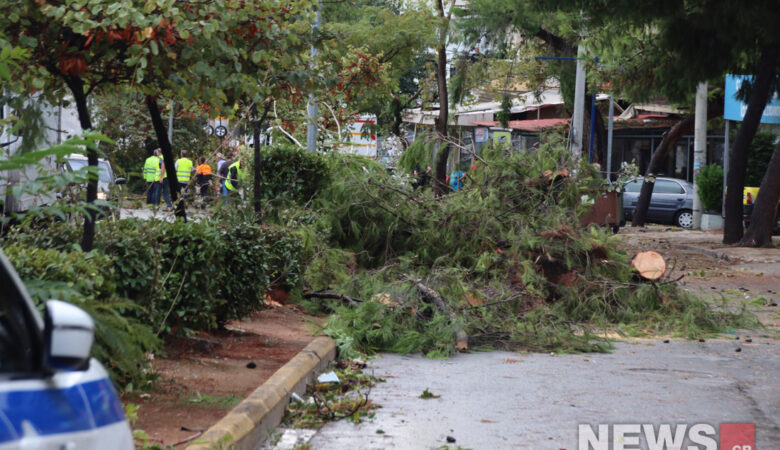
[158,151,173,209]
[175,149,194,196]
[143,149,162,204]
[195,157,212,208]
[224,156,244,200]
[217,153,232,204]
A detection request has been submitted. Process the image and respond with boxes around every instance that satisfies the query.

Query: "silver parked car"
[622,177,694,228]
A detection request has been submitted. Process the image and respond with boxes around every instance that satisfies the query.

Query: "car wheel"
[675,209,693,229]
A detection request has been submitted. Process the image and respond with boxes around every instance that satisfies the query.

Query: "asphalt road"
[308,338,780,449]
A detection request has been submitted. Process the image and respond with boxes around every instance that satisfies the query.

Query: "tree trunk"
[632,103,723,227]
[583,93,607,167]
[64,76,96,252]
[433,0,452,196]
[739,138,780,246]
[723,45,780,243]
[252,102,271,220]
[145,95,185,221]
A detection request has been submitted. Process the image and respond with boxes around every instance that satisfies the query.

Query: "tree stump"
[631,251,666,280]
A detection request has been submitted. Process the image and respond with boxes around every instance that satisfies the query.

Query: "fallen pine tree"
[270,135,758,357]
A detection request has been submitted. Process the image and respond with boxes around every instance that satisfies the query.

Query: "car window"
[67,160,112,182]
[0,257,40,374]
[624,181,642,193]
[655,180,685,194]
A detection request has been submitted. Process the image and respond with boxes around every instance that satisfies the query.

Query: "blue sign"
[724,74,780,124]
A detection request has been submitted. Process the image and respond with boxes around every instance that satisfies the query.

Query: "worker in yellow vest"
[143,149,162,205]
[157,149,172,209]
[224,157,245,198]
[175,149,194,195]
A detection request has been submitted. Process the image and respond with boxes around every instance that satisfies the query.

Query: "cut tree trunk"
[739,138,780,246]
[402,274,468,351]
[146,95,185,221]
[64,76,97,252]
[631,251,666,280]
[632,104,723,227]
[723,45,780,243]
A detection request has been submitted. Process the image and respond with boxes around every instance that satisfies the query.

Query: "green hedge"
[254,144,330,207]
[3,244,160,388]
[695,164,723,212]
[94,218,304,333]
[3,217,305,387]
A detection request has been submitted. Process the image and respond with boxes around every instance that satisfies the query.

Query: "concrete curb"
[186,336,336,450]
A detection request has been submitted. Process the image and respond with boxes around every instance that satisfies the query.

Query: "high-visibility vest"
[195,164,212,176]
[176,157,193,182]
[143,156,161,182]
[224,161,242,191]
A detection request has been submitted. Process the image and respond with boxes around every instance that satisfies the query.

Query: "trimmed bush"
[696,164,724,212]
[254,144,330,207]
[213,223,303,324]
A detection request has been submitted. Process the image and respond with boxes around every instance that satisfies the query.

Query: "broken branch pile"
[273,136,756,357]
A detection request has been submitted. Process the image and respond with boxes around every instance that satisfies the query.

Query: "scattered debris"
[317,371,341,384]
[420,388,440,399]
[280,360,380,429]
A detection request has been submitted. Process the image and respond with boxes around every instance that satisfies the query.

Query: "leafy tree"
[321,1,435,140]
[532,0,780,244]
[458,1,609,168]
[2,0,194,248]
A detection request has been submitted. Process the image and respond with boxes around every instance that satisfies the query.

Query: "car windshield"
[68,159,112,182]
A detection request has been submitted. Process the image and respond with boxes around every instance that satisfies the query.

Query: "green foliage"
[3,244,161,388]
[495,93,512,128]
[397,133,434,173]
[314,154,407,266]
[94,218,304,334]
[4,214,305,387]
[216,223,303,323]
[695,164,724,212]
[746,132,776,186]
[306,135,755,358]
[254,144,330,210]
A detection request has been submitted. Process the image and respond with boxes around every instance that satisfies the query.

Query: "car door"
[622,180,643,220]
[648,179,687,223]
[0,252,132,450]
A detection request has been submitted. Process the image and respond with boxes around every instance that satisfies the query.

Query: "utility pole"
[168,101,174,145]
[692,82,707,229]
[571,45,586,159]
[607,96,614,179]
[306,0,321,153]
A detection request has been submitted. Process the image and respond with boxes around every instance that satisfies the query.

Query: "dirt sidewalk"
[128,306,320,448]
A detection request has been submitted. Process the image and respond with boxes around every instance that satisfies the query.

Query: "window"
[654,179,684,194]
[0,260,38,374]
[624,181,642,193]
[67,160,113,182]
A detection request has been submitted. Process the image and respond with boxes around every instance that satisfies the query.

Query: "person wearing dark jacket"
[217,155,232,204]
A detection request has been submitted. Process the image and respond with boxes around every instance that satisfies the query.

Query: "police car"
[0,250,133,449]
